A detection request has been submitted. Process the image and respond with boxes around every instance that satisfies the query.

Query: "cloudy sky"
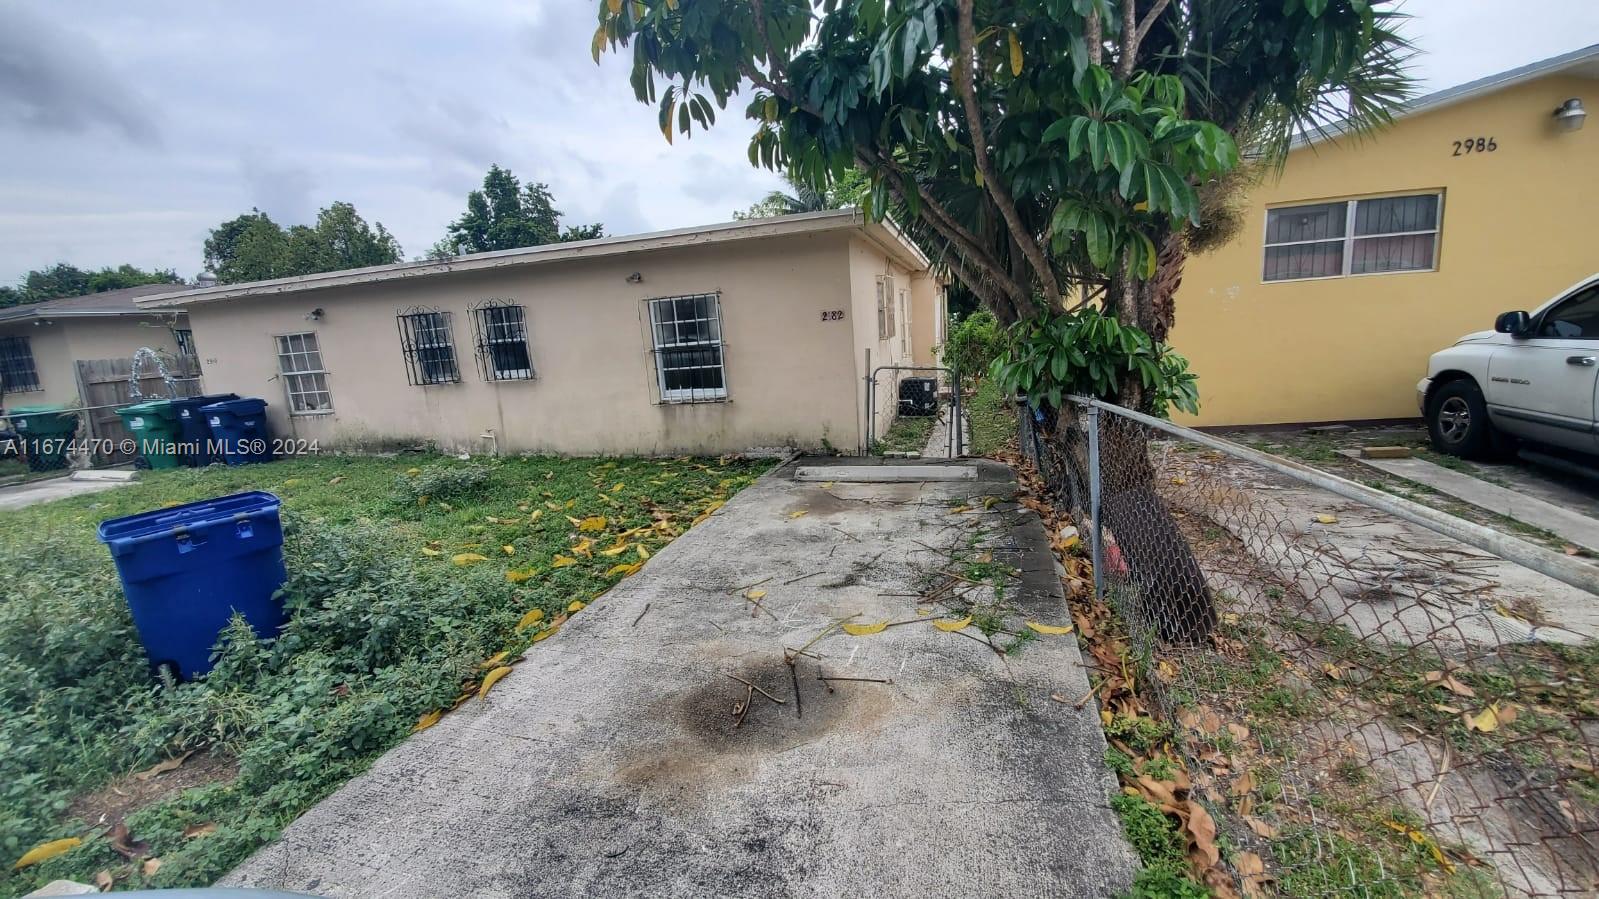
[0,0,1595,284]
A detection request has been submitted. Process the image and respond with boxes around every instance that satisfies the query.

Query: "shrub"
[990,307,1199,418]
[389,462,493,505]
[941,311,1003,381]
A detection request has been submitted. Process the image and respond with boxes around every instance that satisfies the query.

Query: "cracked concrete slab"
[222,458,1136,898]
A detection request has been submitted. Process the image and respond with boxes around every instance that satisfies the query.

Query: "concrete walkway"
[1341,451,1599,553]
[0,472,132,511]
[223,458,1135,898]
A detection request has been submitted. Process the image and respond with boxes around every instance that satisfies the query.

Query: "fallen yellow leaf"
[605,562,643,577]
[636,544,651,560]
[821,481,835,488]
[1314,514,1338,524]
[746,589,767,600]
[452,552,489,566]
[478,665,513,700]
[1464,705,1501,733]
[530,509,543,521]
[182,822,217,839]
[328,476,346,485]
[948,505,970,514]
[501,544,516,556]
[13,837,81,869]
[568,600,587,613]
[413,710,442,732]
[420,547,443,557]
[506,567,539,584]
[478,651,508,669]
[515,608,546,630]
[577,516,608,532]
[1025,621,1074,636]
[612,483,625,492]
[531,627,557,643]
[933,616,973,632]
[405,467,421,476]
[551,555,578,568]
[600,542,631,556]
[842,620,889,636]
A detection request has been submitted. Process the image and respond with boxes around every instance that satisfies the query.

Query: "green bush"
[990,307,1198,417]
[389,461,494,505]
[942,310,1002,381]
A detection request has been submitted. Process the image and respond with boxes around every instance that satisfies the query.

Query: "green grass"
[874,412,936,454]
[965,378,1014,456]
[1111,794,1210,898]
[0,452,769,894]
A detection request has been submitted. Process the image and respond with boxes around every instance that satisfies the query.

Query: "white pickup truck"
[1419,273,1599,459]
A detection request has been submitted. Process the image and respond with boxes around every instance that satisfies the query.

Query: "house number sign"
[1451,136,1497,156]
[820,309,846,321]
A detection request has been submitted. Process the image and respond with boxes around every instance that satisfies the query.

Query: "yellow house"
[1169,43,1599,427]
[136,211,947,457]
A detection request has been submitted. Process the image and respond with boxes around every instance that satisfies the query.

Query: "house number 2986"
[1452,136,1497,156]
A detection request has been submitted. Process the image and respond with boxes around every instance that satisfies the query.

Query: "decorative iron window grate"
[397,307,461,385]
[471,301,534,381]
[646,292,727,404]
[0,335,41,394]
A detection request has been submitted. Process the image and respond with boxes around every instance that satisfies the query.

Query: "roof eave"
[137,209,920,309]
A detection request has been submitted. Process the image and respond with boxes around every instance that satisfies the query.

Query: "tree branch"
[1116,0,1172,80]
[1085,5,1103,66]
[954,0,1060,306]
[1134,0,1172,49]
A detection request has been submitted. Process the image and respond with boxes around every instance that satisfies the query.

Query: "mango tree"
[595,0,1410,641]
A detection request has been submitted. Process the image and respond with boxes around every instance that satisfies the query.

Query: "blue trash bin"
[168,393,239,466]
[200,398,275,465]
[97,491,288,680]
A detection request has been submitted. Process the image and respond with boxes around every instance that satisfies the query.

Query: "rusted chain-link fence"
[1022,397,1599,897]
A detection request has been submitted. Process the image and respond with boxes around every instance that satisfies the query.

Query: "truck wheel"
[1427,379,1495,459]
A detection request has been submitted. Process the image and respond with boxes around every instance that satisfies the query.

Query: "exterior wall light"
[1554,98,1587,132]
[626,271,644,283]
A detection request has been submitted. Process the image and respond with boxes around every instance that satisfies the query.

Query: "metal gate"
[864,364,964,458]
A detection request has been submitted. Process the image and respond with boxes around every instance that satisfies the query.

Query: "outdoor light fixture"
[305,307,324,321]
[1554,98,1587,132]
[626,271,644,283]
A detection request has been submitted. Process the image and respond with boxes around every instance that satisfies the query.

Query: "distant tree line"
[2,163,611,300]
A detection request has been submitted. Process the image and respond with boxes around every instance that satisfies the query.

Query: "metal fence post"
[1086,404,1104,602]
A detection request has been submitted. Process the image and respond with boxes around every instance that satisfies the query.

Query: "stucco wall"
[64,314,187,368]
[845,236,925,451]
[186,231,875,456]
[0,321,73,406]
[1169,73,1598,426]
[910,277,945,371]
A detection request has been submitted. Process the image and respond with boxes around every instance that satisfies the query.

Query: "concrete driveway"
[223,458,1135,898]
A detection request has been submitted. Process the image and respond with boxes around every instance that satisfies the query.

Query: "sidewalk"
[222,458,1136,897]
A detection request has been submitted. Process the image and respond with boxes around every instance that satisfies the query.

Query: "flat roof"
[1295,42,1599,150]
[137,209,931,309]
[0,283,194,324]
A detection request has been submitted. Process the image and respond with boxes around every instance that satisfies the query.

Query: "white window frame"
[275,332,333,415]
[647,293,727,403]
[877,275,898,339]
[1263,192,1443,283]
[898,287,910,355]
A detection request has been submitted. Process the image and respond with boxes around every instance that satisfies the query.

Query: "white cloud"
[0,0,1592,283]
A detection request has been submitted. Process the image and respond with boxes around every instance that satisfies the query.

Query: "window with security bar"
[1264,192,1442,282]
[471,302,534,381]
[397,308,460,385]
[173,328,197,359]
[0,336,40,394]
[647,293,726,403]
[275,332,333,414]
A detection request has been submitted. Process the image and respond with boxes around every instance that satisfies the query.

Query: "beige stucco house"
[0,285,195,408]
[137,211,947,457]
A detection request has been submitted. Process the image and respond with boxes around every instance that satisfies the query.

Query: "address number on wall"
[1451,136,1497,156]
[820,309,846,321]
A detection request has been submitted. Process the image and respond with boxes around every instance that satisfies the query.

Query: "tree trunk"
[1035,404,1215,644]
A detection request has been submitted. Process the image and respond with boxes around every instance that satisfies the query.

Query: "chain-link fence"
[1023,396,1599,897]
[0,379,204,477]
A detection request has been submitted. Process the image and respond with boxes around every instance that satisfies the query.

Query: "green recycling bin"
[8,404,80,472]
[115,399,184,470]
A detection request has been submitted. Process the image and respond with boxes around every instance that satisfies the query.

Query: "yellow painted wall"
[1169,73,1598,426]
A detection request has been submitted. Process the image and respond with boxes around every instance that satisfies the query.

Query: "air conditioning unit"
[898,377,938,416]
